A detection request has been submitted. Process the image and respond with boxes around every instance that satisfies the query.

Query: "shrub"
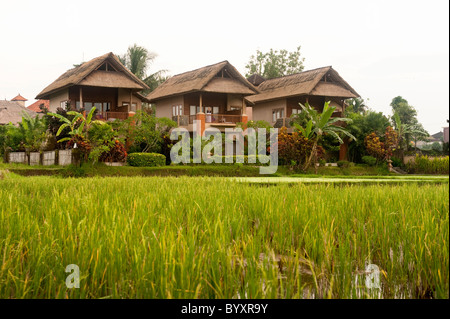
[337,160,351,168]
[127,153,166,167]
[391,156,403,168]
[362,155,377,166]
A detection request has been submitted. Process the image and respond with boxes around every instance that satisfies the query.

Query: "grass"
[0,175,448,299]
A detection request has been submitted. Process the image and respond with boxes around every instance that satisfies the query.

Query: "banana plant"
[293,102,356,172]
[48,107,96,142]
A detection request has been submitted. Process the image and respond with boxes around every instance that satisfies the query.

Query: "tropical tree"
[392,112,428,153]
[344,109,391,163]
[245,46,305,79]
[48,108,97,162]
[119,44,168,94]
[293,102,356,172]
[345,97,368,114]
[18,113,48,151]
[118,110,176,153]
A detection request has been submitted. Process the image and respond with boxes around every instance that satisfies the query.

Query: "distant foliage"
[406,155,449,174]
[245,46,305,79]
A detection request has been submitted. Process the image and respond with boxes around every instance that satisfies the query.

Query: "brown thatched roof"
[246,66,359,104]
[0,100,37,125]
[36,52,149,99]
[246,74,266,86]
[146,61,259,102]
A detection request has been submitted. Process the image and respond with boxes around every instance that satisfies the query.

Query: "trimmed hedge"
[127,153,166,167]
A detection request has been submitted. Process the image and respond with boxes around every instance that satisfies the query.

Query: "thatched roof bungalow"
[36,52,150,120]
[147,61,259,133]
[246,66,359,128]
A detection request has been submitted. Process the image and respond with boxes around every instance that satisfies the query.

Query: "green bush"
[362,156,377,166]
[337,160,351,168]
[127,153,166,167]
[391,156,403,168]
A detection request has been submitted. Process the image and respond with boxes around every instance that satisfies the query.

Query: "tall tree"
[245,46,305,79]
[118,44,168,94]
[390,96,418,126]
[390,96,425,150]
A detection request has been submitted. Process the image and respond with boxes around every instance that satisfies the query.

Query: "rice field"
[0,175,448,299]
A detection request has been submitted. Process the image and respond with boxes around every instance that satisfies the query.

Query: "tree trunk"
[303,139,318,172]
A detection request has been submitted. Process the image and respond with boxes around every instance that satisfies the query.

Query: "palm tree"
[392,112,428,152]
[345,97,367,114]
[293,102,356,172]
[119,44,168,94]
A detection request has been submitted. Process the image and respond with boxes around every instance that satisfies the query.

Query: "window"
[213,106,219,114]
[60,101,68,109]
[84,102,93,112]
[131,103,137,112]
[272,108,285,122]
[190,105,197,115]
[291,108,302,115]
[172,105,183,116]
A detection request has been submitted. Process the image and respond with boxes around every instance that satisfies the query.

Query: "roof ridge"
[261,66,332,82]
[169,60,229,79]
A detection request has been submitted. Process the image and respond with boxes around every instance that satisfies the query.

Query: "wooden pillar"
[130,89,133,112]
[79,87,83,110]
[242,97,247,115]
[199,93,203,113]
[196,112,206,136]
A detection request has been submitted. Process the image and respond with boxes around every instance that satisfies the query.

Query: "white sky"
[0,0,448,134]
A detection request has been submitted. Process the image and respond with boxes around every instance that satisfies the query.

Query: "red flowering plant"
[277,126,324,169]
[364,126,398,163]
[88,121,127,164]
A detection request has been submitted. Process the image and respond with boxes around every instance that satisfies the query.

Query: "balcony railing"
[173,115,190,126]
[173,114,243,126]
[207,114,241,125]
[96,111,129,121]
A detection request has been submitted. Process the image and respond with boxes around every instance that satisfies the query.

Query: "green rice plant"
[0,177,448,299]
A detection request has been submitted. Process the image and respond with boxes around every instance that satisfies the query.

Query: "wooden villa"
[35,52,150,121]
[245,66,359,129]
[245,66,359,160]
[146,61,259,135]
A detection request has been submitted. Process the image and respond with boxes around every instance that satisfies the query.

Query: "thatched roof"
[146,61,259,102]
[0,100,37,125]
[246,74,266,86]
[246,66,359,104]
[36,52,149,99]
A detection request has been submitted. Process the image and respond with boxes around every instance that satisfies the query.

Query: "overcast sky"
[0,0,448,133]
